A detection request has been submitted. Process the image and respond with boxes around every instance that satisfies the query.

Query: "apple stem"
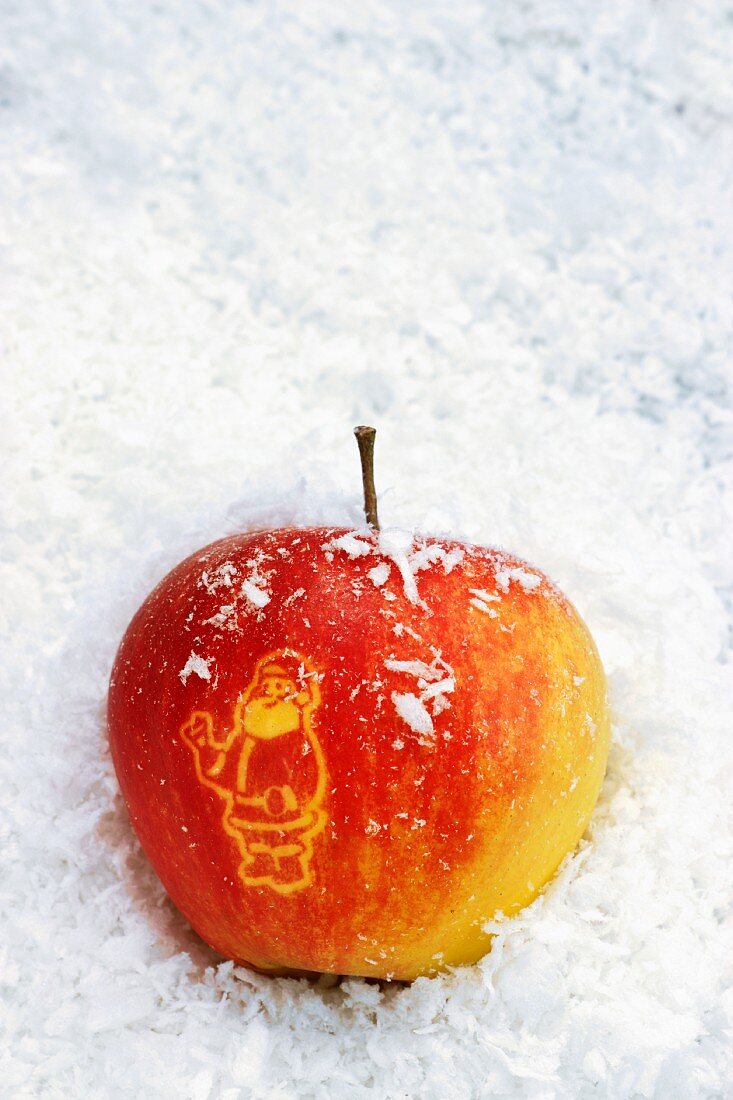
[354,425,380,533]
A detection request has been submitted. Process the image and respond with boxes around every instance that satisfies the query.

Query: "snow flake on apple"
[379,529,464,608]
[385,650,455,746]
[241,579,270,609]
[325,532,372,558]
[470,588,501,617]
[409,540,465,575]
[367,561,390,587]
[391,692,434,739]
[200,551,274,631]
[494,565,543,593]
[283,586,306,607]
[178,651,214,685]
[200,560,238,594]
[322,527,465,608]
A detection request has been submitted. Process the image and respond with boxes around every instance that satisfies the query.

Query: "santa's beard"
[242,696,302,738]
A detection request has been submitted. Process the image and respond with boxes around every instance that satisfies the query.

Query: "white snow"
[495,566,544,593]
[420,678,455,704]
[386,655,455,736]
[378,528,422,605]
[470,588,501,604]
[178,653,213,685]
[325,532,373,558]
[2,1,732,1097]
[372,533,467,604]
[200,561,238,594]
[470,587,502,617]
[384,659,438,679]
[367,562,390,587]
[240,580,271,609]
[391,692,435,738]
[471,598,498,617]
[409,542,465,575]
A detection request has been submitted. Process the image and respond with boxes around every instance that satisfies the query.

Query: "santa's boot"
[270,842,309,890]
[239,843,278,886]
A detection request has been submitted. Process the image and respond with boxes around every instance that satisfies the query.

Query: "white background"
[2,2,732,1097]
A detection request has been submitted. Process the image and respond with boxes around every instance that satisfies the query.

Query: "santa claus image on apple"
[180,651,327,894]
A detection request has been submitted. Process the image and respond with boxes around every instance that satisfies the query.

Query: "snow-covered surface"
[2,1,732,1096]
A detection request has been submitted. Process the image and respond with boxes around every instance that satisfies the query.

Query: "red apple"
[107,429,610,980]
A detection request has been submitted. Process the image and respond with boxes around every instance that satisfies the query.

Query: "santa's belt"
[226,807,320,832]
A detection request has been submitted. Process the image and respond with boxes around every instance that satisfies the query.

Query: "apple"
[107,428,609,980]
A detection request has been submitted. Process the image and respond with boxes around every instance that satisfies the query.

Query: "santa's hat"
[236,650,320,712]
[256,651,309,684]
[259,662,290,678]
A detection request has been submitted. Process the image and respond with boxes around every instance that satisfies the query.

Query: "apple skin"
[107,525,610,981]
